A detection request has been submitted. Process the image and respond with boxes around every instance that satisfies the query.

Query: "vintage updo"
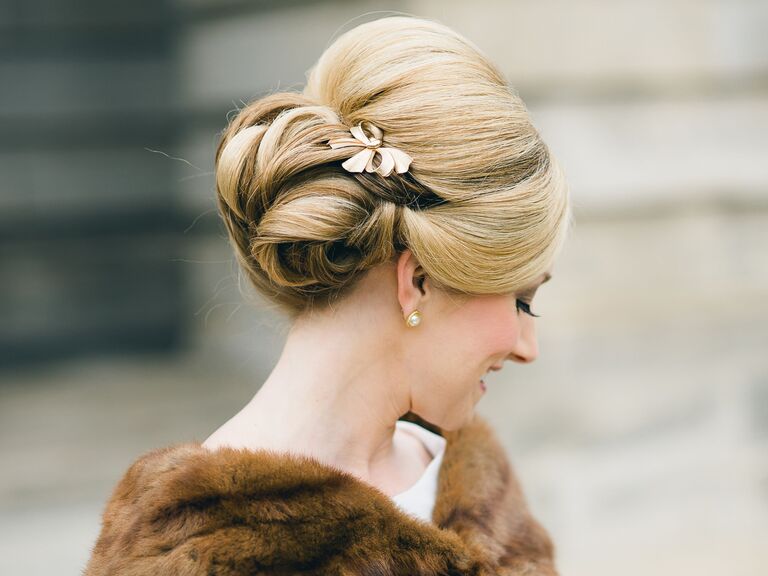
[215,16,571,319]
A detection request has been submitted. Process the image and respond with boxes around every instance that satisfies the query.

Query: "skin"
[202,248,551,496]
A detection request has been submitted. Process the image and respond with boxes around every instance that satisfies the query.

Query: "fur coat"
[84,412,558,575]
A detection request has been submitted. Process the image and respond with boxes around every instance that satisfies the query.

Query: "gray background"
[1,1,766,574]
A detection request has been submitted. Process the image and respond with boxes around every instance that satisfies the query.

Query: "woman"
[85,15,571,576]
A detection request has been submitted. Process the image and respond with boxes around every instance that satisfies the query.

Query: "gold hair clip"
[328,121,412,177]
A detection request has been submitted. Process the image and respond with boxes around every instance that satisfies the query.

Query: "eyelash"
[515,298,540,317]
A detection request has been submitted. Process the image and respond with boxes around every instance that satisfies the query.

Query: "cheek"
[454,296,519,363]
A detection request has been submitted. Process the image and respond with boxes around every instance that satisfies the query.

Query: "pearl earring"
[406,310,422,327]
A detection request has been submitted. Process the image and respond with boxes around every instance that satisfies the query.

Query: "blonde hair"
[215,16,571,319]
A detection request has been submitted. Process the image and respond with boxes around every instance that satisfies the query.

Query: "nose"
[509,318,539,363]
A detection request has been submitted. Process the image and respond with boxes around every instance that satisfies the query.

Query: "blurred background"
[1,1,766,574]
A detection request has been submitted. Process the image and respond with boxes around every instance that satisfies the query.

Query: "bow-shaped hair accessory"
[328,121,413,177]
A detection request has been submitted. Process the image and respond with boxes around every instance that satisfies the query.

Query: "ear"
[395,249,431,314]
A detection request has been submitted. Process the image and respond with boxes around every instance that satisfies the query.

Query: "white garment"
[390,420,447,523]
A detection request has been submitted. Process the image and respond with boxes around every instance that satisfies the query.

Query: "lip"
[479,364,502,393]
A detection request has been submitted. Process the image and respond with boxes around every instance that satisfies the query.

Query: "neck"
[205,299,413,483]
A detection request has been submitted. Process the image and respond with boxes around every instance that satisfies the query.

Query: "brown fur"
[84,412,558,575]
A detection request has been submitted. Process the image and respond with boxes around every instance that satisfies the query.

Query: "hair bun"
[215,92,406,314]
